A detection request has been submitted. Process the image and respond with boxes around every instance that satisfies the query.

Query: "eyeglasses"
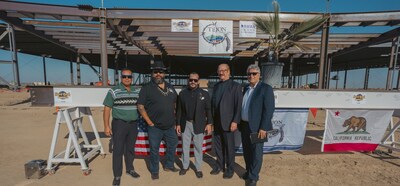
[247,72,259,76]
[189,79,199,83]
[218,69,229,73]
[153,70,165,74]
[121,75,133,79]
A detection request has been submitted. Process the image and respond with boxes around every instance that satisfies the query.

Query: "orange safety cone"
[53,106,59,115]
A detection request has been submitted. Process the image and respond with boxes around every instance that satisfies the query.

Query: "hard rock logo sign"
[201,22,231,52]
[55,91,70,100]
[353,94,365,101]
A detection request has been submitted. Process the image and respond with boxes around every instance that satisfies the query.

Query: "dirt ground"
[0,90,399,186]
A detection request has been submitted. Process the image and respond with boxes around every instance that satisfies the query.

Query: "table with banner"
[49,87,400,161]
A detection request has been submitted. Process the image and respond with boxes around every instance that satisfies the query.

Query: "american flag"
[135,118,212,156]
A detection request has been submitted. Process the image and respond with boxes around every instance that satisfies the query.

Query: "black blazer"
[177,87,213,134]
[243,82,275,133]
[212,79,243,131]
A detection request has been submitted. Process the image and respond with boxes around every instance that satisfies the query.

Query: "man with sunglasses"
[176,72,213,178]
[210,63,243,179]
[240,64,275,186]
[137,60,179,180]
[103,69,140,186]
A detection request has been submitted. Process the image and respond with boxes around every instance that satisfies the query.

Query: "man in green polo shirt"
[103,69,140,186]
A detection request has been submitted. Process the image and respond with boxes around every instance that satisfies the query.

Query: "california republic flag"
[322,109,393,152]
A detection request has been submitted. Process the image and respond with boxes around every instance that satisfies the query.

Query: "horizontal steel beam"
[0,1,98,17]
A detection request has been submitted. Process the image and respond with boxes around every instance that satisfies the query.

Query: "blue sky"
[1,0,400,87]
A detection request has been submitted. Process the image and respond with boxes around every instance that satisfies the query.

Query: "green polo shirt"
[103,83,139,122]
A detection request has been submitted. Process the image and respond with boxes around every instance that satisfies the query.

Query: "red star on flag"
[335,111,340,116]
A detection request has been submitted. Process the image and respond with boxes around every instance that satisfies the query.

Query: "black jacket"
[177,87,213,134]
[212,79,243,131]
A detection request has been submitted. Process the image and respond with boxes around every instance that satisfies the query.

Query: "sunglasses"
[247,72,259,76]
[189,79,199,83]
[121,75,133,79]
[153,70,165,74]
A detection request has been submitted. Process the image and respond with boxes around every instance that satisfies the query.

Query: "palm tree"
[241,0,329,63]
[240,0,328,88]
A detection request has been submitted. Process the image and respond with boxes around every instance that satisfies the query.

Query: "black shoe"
[245,179,257,186]
[241,172,249,180]
[179,168,188,175]
[112,177,121,186]
[210,168,222,175]
[223,171,234,179]
[126,170,140,178]
[151,173,159,180]
[164,166,180,172]
[195,171,203,178]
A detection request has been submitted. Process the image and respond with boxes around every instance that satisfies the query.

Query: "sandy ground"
[0,90,399,186]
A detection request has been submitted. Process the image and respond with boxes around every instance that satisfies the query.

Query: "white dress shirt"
[241,82,258,122]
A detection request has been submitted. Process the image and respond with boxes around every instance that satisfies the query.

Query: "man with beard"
[103,69,140,186]
[137,60,179,180]
[210,63,243,179]
[176,72,213,178]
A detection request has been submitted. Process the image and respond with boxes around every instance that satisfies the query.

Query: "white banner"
[199,20,233,54]
[239,21,257,38]
[322,109,393,152]
[236,109,309,153]
[171,19,193,32]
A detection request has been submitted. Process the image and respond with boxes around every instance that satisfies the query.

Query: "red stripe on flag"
[323,143,378,152]
[137,136,148,140]
[135,144,149,148]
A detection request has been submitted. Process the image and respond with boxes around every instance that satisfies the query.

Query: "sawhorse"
[46,107,105,175]
[380,109,400,153]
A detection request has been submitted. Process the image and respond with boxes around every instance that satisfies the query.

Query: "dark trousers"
[147,126,178,173]
[213,126,235,173]
[111,119,138,177]
[240,121,264,181]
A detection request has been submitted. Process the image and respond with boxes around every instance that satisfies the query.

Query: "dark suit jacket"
[212,79,243,131]
[243,82,275,133]
[177,87,213,134]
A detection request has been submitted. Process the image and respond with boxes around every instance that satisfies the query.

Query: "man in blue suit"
[240,64,275,186]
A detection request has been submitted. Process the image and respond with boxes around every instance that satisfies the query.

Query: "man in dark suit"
[240,64,275,186]
[176,72,213,178]
[210,63,243,179]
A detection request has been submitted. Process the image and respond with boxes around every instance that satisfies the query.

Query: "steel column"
[288,55,294,88]
[335,71,339,89]
[114,52,119,85]
[42,56,47,85]
[393,37,400,90]
[318,18,330,89]
[325,56,332,89]
[343,67,348,89]
[70,58,74,85]
[77,54,81,85]
[100,8,108,86]
[386,37,399,90]
[364,67,370,89]
[8,24,20,88]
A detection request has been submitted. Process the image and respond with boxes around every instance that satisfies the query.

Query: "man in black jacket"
[176,72,213,178]
[210,63,243,179]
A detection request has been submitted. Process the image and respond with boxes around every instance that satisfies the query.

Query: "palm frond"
[272,0,280,37]
[237,40,264,45]
[291,16,328,37]
[253,16,274,36]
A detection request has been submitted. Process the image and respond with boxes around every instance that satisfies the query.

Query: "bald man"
[210,64,243,179]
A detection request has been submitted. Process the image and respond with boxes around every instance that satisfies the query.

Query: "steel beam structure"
[318,18,330,89]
